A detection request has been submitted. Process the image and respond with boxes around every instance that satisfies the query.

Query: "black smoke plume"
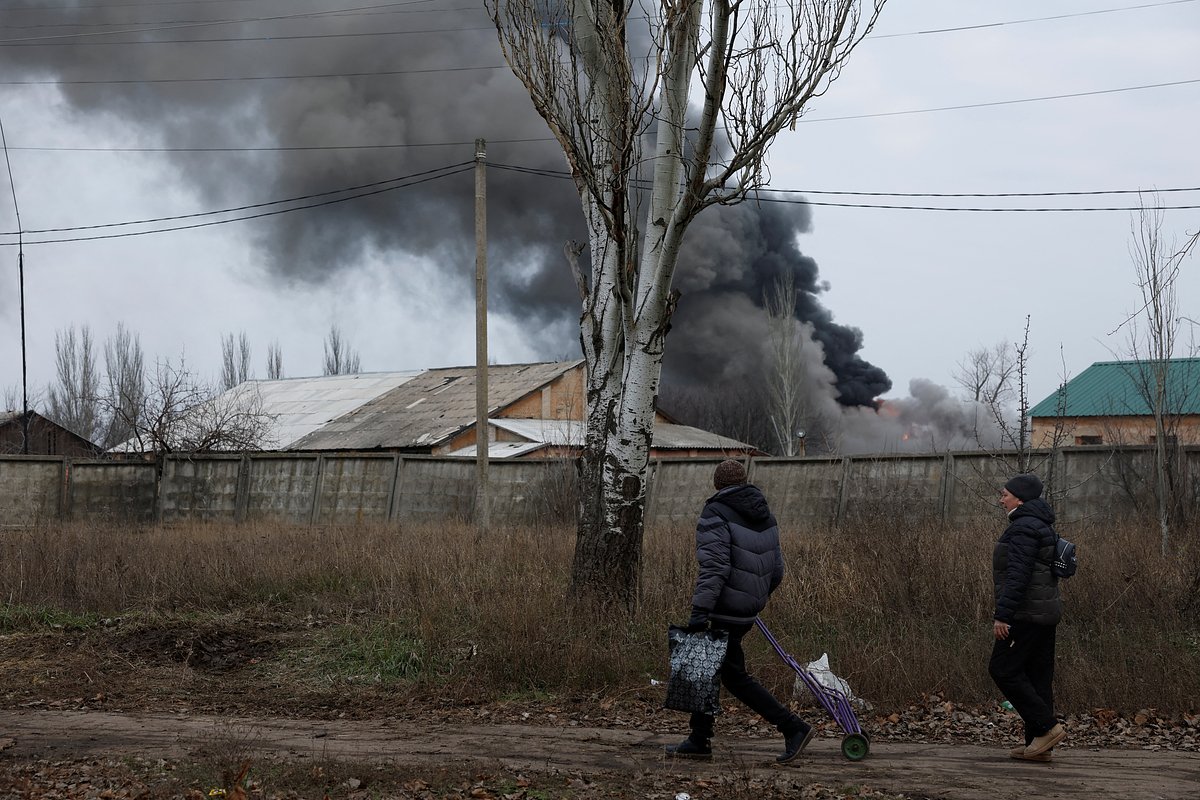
[0,2,887,408]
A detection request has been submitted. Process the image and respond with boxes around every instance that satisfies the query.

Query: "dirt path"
[2,710,1197,800]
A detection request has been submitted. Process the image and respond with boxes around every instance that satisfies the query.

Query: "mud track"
[2,710,1197,799]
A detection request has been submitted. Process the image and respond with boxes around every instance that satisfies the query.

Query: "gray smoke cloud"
[2,1,916,433]
[668,198,891,406]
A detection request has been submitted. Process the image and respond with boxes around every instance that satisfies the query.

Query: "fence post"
[154,456,168,523]
[387,455,403,522]
[234,454,251,523]
[59,457,69,521]
[939,453,954,522]
[835,457,852,525]
[309,454,326,524]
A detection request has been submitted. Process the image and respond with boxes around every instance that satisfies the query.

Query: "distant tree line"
[3,323,363,452]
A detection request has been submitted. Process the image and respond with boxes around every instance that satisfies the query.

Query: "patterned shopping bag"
[664,624,729,715]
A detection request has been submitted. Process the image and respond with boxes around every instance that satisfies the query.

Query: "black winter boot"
[665,737,713,760]
[777,722,814,764]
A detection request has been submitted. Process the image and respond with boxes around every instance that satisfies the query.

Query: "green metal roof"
[1029,358,1200,418]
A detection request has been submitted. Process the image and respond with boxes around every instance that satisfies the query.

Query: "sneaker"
[1024,723,1065,757]
[665,737,712,760]
[1009,745,1052,762]
[776,725,815,764]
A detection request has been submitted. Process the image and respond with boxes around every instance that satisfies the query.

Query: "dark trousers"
[989,621,1057,743]
[689,621,804,741]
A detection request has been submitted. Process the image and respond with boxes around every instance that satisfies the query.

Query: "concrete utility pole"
[474,138,490,533]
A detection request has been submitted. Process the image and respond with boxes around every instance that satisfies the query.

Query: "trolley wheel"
[841,733,870,761]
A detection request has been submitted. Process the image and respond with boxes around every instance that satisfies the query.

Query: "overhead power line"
[798,78,1200,122]
[0,23,496,47]
[491,163,1200,198]
[490,163,1200,212]
[0,161,473,246]
[0,3,472,29]
[2,0,263,11]
[3,75,1193,132]
[0,63,506,86]
[0,0,436,45]
[4,161,1199,248]
[6,137,553,152]
[870,0,1198,39]
[4,0,1193,38]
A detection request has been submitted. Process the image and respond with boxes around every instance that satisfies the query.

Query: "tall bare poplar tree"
[764,274,809,456]
[221,331,253,390]
[1115,196,1199,554]
[322,325,362,376]
[47,324,101,442]
[266,340,284,380]
[487,0,885,608]
[101,322,145,449]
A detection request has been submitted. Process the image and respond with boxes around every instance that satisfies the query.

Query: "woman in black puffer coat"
[665,459,814,765]
[990,473,1065,762]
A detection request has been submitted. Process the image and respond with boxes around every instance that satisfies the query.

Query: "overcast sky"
[1,0,1198,420]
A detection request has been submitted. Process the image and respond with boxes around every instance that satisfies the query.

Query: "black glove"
[684,607,710,633]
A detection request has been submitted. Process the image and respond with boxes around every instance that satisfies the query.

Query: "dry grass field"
[1,513,1198,798]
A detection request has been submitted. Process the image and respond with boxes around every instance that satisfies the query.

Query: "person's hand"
[993,620,1010,641]
[685,608,710,633]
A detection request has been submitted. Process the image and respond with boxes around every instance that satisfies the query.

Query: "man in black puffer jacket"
[990,473,1066,762]
[665,460,814,764]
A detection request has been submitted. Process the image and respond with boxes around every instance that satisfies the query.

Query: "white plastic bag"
[800,652,855,701]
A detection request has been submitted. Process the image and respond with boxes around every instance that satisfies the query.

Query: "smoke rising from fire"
[0,2,998,451]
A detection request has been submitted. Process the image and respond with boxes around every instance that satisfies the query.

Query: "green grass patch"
[305,621,437,686]
[0,603,101,632]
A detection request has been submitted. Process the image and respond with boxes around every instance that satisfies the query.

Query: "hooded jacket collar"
[709,483,772,523]
[1009,496,1056,526]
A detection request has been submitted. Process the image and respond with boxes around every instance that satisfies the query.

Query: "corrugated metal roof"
[289,360,584,451]
[110,371,422,452]
[487,418,755,452]
[491,418,584,445]
[1029,358,1200,417]
[244,371,423,448]
[447,441,550,459]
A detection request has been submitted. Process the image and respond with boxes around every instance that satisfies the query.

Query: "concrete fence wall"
[0,447,1196,530]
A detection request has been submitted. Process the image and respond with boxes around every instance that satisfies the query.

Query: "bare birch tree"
[488,0,884,608]
[101,322,145,450]
[266,340,285,380]
[1112,196,1199,554]
[47,324,102,443]
[322,325,362,376]
[221,331,253,390]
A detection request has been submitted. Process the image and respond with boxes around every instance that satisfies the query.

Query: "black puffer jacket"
[691,484,785,624]
[993,498,1062,625]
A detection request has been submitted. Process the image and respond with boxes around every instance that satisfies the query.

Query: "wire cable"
[0,63,507,86]
[6,137,553,153]
[869,0,1198,39]
[2,161,473,236]
[0,162,473,246]
[0,0,437,45]
[488,163,1200,211]
[491,162,1200,199]
[0,22,496,46]
[0,3,475,30]
[797,78,1200,123]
